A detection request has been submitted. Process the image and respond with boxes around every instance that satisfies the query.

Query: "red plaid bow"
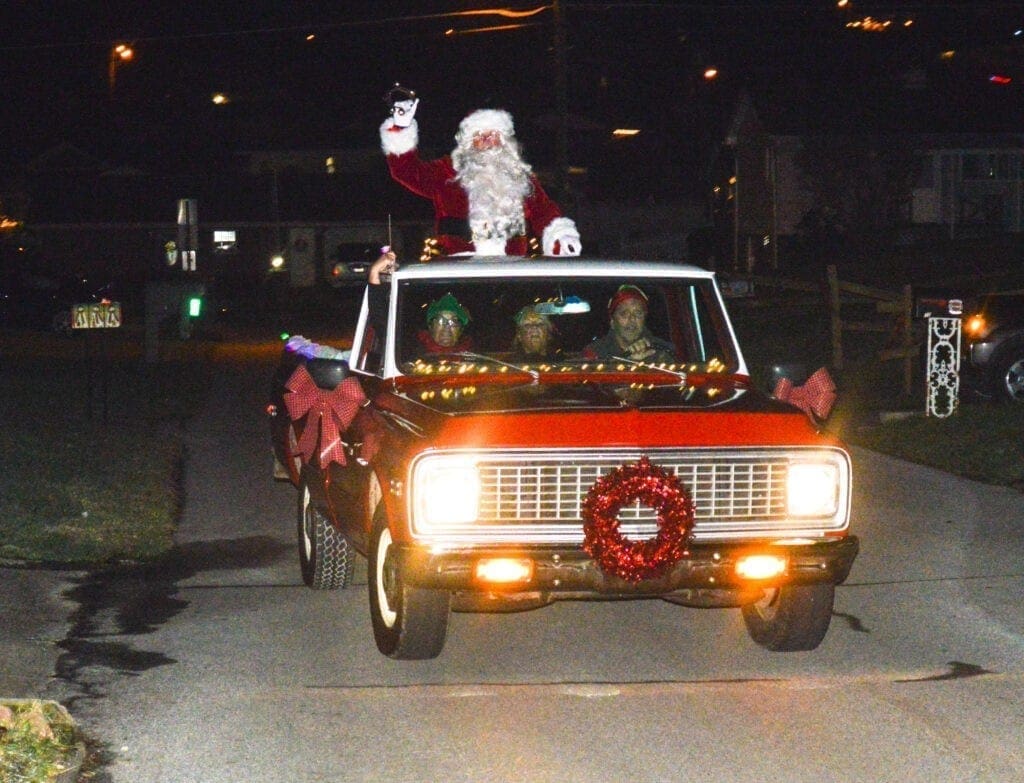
[284,365,366,467]
[773,366,836,420]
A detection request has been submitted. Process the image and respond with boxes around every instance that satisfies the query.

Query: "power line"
[0,6,553,53]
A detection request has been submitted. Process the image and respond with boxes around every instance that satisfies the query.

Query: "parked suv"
[962,291,1024,403]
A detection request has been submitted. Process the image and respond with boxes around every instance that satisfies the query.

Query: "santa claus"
[380,88,581,257]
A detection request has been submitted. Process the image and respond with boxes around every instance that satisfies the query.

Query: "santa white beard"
[452,142,533,244]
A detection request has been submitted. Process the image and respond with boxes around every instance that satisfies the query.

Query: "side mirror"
[306,358,351,391]
[769,362,807,394]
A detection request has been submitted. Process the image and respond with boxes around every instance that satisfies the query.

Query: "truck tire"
[741,583,834,651]
[298,481,355,590]
[992,348,1024,404]
[368,504,450,659]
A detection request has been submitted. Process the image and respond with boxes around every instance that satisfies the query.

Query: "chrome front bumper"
[392,536,860,596]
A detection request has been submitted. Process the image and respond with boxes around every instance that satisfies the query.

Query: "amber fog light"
[474,558,534,584]
[736,554,788,580]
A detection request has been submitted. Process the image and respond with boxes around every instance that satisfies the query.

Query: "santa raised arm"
[380,87,581,257]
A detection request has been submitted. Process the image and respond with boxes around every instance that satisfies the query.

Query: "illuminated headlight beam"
[413,456,481,527]
[787,462,840,517]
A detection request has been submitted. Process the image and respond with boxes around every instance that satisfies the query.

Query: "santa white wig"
[451,108,533,249]
[454,109,516,148]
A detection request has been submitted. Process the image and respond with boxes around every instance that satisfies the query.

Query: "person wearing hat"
[583,285,675,363]
[380,86,581,257]
[510,305,555,360]
[418,292,472,354]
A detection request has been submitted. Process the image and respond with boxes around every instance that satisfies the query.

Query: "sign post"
[72,301,123,421]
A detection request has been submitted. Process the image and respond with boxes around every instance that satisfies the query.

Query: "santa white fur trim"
[473,237,507,256]
[542,217,581,256]
[380,118,418,156]
[456,109,515,147]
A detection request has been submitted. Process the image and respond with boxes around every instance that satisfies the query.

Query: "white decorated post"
[926,316,961,417]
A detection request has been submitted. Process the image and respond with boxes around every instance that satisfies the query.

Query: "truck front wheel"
[741,583,834,651]
[368,505,450,659]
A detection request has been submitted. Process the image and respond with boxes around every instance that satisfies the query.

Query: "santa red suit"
[380,107,581,257]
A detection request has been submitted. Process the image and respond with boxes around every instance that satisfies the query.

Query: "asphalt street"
[2,337,1023,782]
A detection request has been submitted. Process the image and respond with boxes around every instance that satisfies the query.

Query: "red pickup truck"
[269,256,857,659]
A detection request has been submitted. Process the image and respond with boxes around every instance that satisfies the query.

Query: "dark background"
[2,1,1022,200]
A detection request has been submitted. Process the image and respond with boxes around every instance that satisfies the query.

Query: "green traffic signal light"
[187,296,202,317]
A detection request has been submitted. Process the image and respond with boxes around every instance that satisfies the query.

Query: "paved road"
[3,339,1023,782]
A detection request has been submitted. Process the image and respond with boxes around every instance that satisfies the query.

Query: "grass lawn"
[847,405,1024,490]
[0,329,212,565]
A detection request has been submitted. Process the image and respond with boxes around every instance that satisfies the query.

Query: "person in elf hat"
[583,285,675,363]
[510,305,555,359]
[380,85,581,257]
[418,292,472,354]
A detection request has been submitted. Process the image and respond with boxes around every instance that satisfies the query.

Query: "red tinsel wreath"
[582,456,695,583]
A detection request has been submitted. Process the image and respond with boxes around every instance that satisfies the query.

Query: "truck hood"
[376,373,830,449]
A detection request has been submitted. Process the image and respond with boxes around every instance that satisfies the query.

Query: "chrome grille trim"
[410,447,851,545]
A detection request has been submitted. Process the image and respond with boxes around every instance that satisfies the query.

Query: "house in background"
[708,91,1024,272]
[910,134,1024,237]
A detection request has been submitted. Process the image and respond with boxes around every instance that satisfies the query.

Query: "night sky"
[1,2,1022,185]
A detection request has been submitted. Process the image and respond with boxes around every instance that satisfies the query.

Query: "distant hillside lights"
[0,201,21,230]
[845,17,913,31]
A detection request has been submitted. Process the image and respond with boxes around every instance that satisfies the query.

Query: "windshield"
[394,275,739,374]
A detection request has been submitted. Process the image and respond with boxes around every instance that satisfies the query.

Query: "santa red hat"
[455,109,515,147]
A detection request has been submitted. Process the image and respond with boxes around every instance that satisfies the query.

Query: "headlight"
[413,455,480,527]
[786,461,839,517]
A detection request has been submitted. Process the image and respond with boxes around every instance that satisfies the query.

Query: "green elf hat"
[426,293,470,326]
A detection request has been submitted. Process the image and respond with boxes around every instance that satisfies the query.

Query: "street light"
[108,43,134,98]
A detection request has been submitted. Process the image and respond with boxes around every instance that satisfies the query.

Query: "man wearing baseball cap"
[583,285,675,363]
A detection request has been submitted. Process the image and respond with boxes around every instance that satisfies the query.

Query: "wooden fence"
[720,267,918,396]
[826,265,915,395]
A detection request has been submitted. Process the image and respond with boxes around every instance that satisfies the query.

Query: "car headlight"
[787,461,839,517]
[964,313,993,340]
[413,455,481,528]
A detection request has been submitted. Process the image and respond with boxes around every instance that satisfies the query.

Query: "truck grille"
[410,448,850,544]
[480,458,786,523]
